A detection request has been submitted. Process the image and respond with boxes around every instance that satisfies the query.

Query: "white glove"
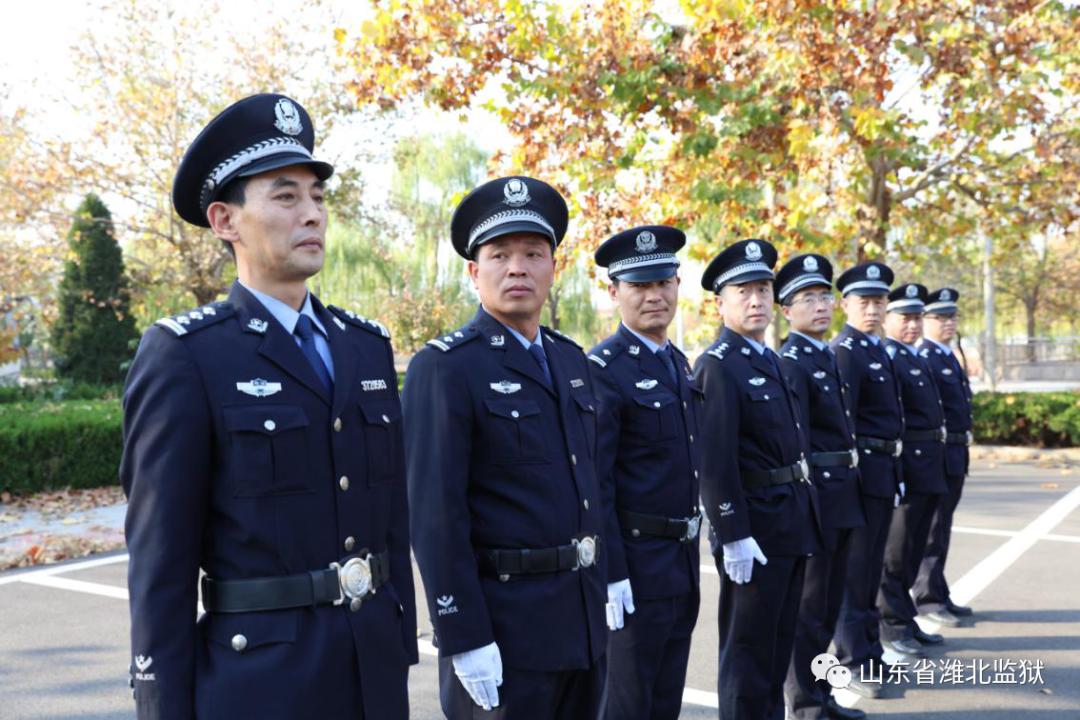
[606,578,636,630]
[451,642,503,710]
[722,536,768,584]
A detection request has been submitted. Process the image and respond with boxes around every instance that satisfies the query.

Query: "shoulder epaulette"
[154,301,233,337]
[426,325,480,352]
[707,341,731,361]
[328,305,390,339]
[544,327,582,349]
[587,336,626,369]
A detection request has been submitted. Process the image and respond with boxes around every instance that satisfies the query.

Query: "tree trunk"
[546,286,560,331]
[1024,296,1038,363]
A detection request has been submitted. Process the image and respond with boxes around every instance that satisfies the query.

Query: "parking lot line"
[19,574,129,599]
[0,551,129,586]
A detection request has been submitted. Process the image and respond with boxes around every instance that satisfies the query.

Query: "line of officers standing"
[120,95,974,720]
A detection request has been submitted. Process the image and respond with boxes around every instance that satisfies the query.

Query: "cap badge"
[745,241,762,261]
[867,265,881,280]
[906,284,918,298]
[635,231,657,253]
[503,178,530,207]
[802,256,819,272]
[941,289,952,301]
[273,98,303,136]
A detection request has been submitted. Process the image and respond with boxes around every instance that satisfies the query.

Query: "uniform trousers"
[834,496,893,670]
[878,491,942,642]
[912,473,965,613]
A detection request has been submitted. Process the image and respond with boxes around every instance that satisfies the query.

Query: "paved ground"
[1,459,1078,719]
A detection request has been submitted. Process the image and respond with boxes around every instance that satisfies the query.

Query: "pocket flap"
[573,395,597,413]
[206,609,298,650]
[359,400,402,425]
[633,394,676,410]
[484,398,541,420]
[747,388,777,402]
[223,405,309,435]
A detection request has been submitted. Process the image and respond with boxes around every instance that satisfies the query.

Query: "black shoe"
[947,601,974,617]
[923,609,961,627]
[825,697,867,719]
[913,626,945,645]
[844,675,882,699]
[883,638,925,657]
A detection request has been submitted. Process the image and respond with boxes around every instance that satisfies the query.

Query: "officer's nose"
[300,194,325,227]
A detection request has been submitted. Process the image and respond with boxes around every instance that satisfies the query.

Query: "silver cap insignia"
[273,98,303,136]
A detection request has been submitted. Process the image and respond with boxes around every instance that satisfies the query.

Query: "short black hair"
[213,177,250,259]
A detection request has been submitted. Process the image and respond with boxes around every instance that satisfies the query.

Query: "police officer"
[776,255,866,720]
[877,283,949,656]
[694,239,822,720]
[589,226,702,720]
[121,94,418,719]
[402,177,607,718]
[831,262,903,699]
[912,288,975,625]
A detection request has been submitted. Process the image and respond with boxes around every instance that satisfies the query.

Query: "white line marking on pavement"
[19,574,129,599]
[953,525,1080,543]
[950,484,1080,606]
[0,552,130,586]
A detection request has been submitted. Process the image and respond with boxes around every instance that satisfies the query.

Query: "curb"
[971,444,1080,463]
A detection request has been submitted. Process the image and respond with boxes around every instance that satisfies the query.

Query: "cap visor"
[237,154,334,181]
[718,269,774,291]
[472,221,556,253]
[615,265,678,283]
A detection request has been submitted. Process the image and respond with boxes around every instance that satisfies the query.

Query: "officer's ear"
[780,302,793,323]
[607,280,619,302]
[466,259,480,289]
[207,201,241,245]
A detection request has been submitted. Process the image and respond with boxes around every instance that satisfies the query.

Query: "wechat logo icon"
[810,653,852,689]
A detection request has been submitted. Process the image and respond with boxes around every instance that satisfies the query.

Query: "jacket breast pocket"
[223,405,311,497]
[359,399,404,485]
[627,394,679,441]
[484,398,546,464]
[746,388,784,429]
[572,394,598,457]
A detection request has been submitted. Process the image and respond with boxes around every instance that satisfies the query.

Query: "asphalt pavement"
[1,459,1078,719]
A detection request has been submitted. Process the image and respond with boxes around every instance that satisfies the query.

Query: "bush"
[0,401,122,494]
[973,391,1080,448]
[0,382,121,405]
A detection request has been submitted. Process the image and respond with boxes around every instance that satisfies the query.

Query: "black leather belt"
[743,457,810,490]
[618,510,701,543]
[904,427,946,443]
[946,431,973,445]
[857,435,902,457]
[810,449,859,469]
[479,535,599,581]
[201,550,390,613]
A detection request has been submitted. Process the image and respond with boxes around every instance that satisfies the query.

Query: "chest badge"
[942,368,953,375]
[635,379,659,390]
[236,378,282,397]
[570,378,585,388]
[869,362,882,370]
[361,379,388,391]
[490,380,522,394]
[749,377,766,386]
[812,370,827,379]
[628,344,640,356]
[740,347,751,356]
[490,335,505,347]
[909,368,922,376]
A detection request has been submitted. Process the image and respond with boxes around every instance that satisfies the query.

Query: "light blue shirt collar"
[925,337,952,355]
[740,333,767,355]
[241,282,327,338]
[623,325,667,355]
[789,330,828,351]
[866,333,881,346]
[888,336,919,355]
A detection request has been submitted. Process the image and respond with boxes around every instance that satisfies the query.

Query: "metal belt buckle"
[939,426,948,443]
[798,457,810,481]
[572,536,597,570]
[329,555,373,606]
[850,448,859,468]
[893,439,903,457]
[682,514,702,543]
[966,430,973,446]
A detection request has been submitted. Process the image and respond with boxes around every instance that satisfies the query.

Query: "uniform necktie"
[294,314,333,394]
[659,344,679,386]
[528,342,553,388]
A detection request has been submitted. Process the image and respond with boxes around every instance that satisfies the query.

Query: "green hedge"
[0,382,121,404]
[973,391,1080,448]
[1,390,1075,496]
[0,400,123,494]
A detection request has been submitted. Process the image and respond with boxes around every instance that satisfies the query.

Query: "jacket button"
[382,414,390,423]
[694,470,699,478]
[583,499,590,510]
[350,598,363,612]
[231,634,247,652]
[683,401,688,410]
[511,410,520,418]
[823,471,831,479]
[653,401,661,408]
[571,454,577,465]
[915,449,922,456]
[689,434,694,443]
[339,476,350,491]
[263,419,276,432]
[344,536,356,552]
[333,417,342,432]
